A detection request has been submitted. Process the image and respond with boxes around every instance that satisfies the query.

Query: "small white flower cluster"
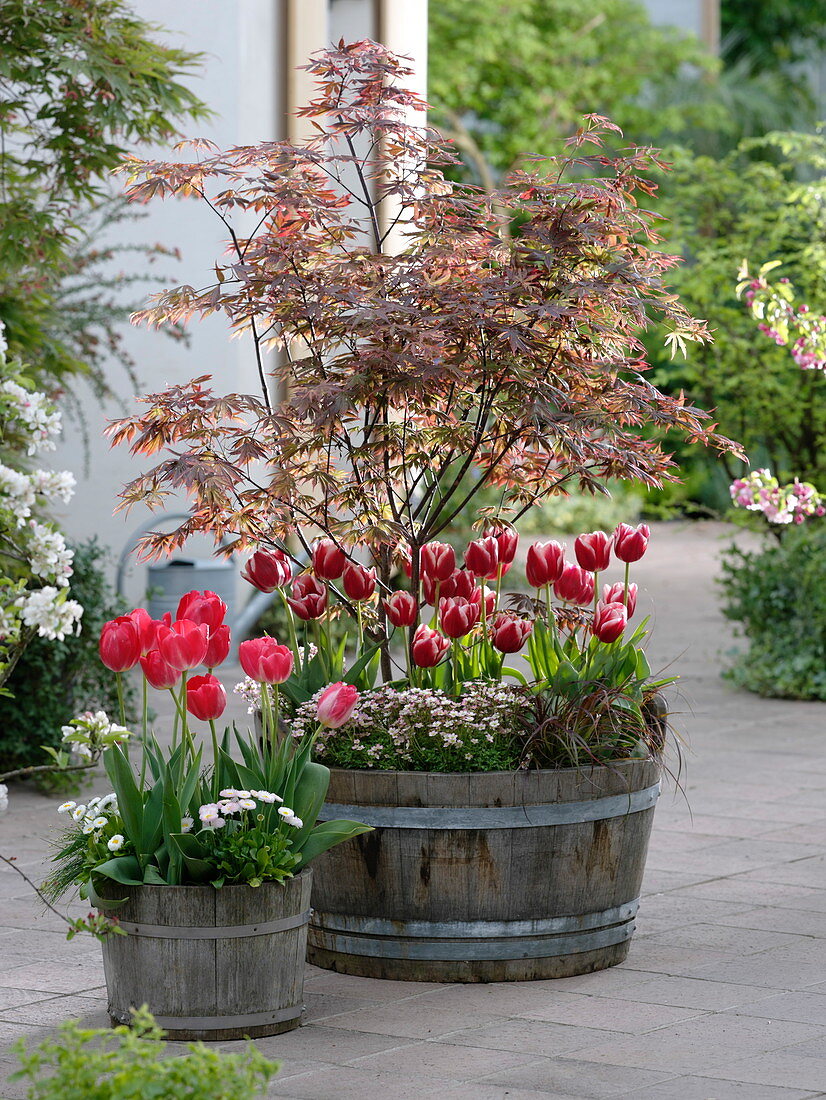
[60,711,130,759]
[197,788,301,830]
[0,465,76,528]
[0,378,62,456]
[16,585,83,640]
[233,676,275,715]
[27,522,73,585]
[58,792,120,843]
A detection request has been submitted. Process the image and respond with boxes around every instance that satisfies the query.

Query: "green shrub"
[11,1006,278,1099]
[0,539,137,776]
[719,522,826,699]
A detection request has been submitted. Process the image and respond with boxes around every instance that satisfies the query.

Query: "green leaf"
[103,745,143,862]
[168,833,212,882]
[91,855,143,886]
[290,761,331,854]
[296,820,373,867]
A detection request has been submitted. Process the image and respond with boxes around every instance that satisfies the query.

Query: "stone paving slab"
[1,520,826,1099]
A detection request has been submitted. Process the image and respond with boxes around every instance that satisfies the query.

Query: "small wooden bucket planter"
[98,868,312,1040]
[307,760,659,982]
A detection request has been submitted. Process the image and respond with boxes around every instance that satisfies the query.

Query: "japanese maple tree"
[110,40,738,673]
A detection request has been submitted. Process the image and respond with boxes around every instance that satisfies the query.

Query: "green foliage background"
[720,523,826,700]
[0,540,136,776]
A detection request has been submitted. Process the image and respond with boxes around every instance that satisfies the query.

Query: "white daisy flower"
[92,817,108,830]
[57,801,76,814]
[71,805,86,821]
[107,835,124,852]
[238,798,256,810]
[180,817,193,833]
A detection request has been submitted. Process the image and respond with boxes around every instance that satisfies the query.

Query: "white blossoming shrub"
[0,322,82,690]
[290,681,527,772]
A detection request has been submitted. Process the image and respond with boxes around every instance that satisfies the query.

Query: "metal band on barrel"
[309,903,639,961]
[149,1004,303,1030]
[120,909,311,940]
[318,782,660,830]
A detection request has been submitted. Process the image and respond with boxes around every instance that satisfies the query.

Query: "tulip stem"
[356,602,364,659]
[209,719,220,787]
[138,676,149,790]
[169,689,180,750]
[279,591,301,671]
[623,561,630,611]
[273,684,281,744]
[115,672,126,731]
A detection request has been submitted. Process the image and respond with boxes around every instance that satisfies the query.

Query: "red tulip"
[592,600,627,643]
[384,590,418,628]
[312,538,346,581]
[602,581,638,618]
[238,638,294,684]
[411,624,451,667]
[157,619,210,671]
[204,623,232,667]
[438,596,480,639]
[99,616,141,672]
[286,574,328,620]
[554,562,595,606]
[342,562,376,602]
[526,540,565,588]
[464,536,499,579]
[242,548,292,592]
[186,674,227,721]
[489,525,518,565]
[613,522,650,564]
[489,612,533,654]
[420,541,456,583]
[574,531,612,573]
[139,650,181,690]
[176,589,227,633]
[316,682,359,728]
[128,608,170,656]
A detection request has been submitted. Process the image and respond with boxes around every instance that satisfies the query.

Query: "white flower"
[0,464,35,523]
[27,522,73,586]
[180,817,193,833]
[71,805,86,821]
[30,469,75,504]
[57,800,76,814]
[217,800,240,815]
[0,380,61,454]
[82,823,95,835]
[92,816,108,830]
[203,816,225,829]
[238,798,256,810]
[277,805,303,827]
[199,804,221,823]
[17,587,82,640]
[250,789,281,803]
[107,835,125,852]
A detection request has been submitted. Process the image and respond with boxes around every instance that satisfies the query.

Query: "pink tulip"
[574,530,612,573]
[411,624,451,668]
[592,600,627,643]
[342,561,377,602]
[449,568,477,601]
[238,638,294,684]
[286,574,328,620]
[613,522,650,564]
[186,674,227,721]
[464,536,499,579]
[128,608,170,656]
[156,619,210,671]
[204,623,232,667]
[420,541,456,583]
[242,548,292,592]
[602,581,638,618]
[384,590,418,628]
[525,540,565,588]
[489,612,533,654]
[554,562,595,606]
[316,682,359,728]
[99,617,141,672]
[469,584,496,618]
[489,525,519,565]
[438,596,480,639]
[312,538,346,581]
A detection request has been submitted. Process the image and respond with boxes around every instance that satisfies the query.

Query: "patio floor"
[2,520,826,1099]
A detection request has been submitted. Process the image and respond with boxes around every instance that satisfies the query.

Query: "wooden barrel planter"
[98,868,312,1040]
[307,760,659,982]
